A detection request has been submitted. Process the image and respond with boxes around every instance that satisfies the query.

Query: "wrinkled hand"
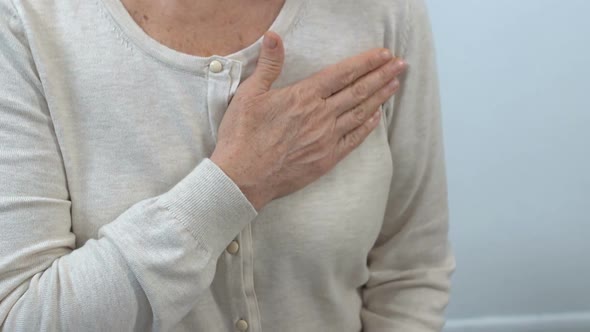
[211,31,407,210]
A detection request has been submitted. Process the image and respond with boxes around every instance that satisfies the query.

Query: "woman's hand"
[211,31,407,211]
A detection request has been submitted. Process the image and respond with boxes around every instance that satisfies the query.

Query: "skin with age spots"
[122,0,286,57]
[120,0,407,210]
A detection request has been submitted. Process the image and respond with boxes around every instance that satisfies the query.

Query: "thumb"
[247,31,285,93]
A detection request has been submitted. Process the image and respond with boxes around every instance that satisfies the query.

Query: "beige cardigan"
[0,0,454,330]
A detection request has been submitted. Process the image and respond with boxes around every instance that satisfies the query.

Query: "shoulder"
[4,0,110,54]
[300,0,409,36]
[5,1,93,29]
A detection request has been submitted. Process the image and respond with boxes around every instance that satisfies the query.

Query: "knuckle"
[380,82,394,97]
[352,104,367,123]
[351,82,370,100]
[340,65,357,87]
[381,86,396,101]
[288,85,307,105]
[363,120,375,136]
[367,55,380,69]
[297,84,315,103]
[310,83,324,99]
[379,66,392,81]
[304,79,324,99]
[347,132,360,149]
[260,58,283,73]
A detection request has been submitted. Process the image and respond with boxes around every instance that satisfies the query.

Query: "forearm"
[1,159,257,331]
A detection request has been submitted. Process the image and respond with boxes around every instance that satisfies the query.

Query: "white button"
[209,60,223,73]
[226,240,240,255]
[236,319,248,331]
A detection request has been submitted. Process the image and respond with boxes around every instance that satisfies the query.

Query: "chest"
[122,1,285,57]
[44,0,397,276]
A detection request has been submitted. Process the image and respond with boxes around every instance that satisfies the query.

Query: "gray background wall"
[425,1,590,331]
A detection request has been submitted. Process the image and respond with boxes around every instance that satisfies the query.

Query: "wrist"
[240,185,271,211]
[210,153,272,211]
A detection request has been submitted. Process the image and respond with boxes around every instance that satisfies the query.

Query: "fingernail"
[390,59,406,73]
[380,49,392,60]
[264,33,277,49]
[396,59,407,69]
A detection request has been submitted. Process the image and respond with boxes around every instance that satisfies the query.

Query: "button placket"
[209,59,224,73]
[239,224,262,331]
[236,319,249,331]
[206,58,236,141]
[207,57,256,331]
[227,240,240,255]
[223,231,248,331]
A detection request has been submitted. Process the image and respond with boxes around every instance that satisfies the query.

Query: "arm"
[361,0,455,330]
[0,2,256,330]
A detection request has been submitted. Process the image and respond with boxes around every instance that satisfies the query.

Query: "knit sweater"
[0,0,454,331]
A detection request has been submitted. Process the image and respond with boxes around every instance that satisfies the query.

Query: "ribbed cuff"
[158,158,258,256]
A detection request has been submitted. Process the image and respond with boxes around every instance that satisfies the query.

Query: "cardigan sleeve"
[0,1,257,330]
[361,0,455,330]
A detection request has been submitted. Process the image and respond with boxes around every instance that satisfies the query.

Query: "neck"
[122,0,260,26]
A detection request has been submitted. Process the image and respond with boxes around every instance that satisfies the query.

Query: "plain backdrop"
[425,0,590,330]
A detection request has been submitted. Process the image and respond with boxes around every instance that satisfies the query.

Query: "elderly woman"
[0,0,454,330]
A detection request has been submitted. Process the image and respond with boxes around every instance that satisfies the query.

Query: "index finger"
[309,48,394,99]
